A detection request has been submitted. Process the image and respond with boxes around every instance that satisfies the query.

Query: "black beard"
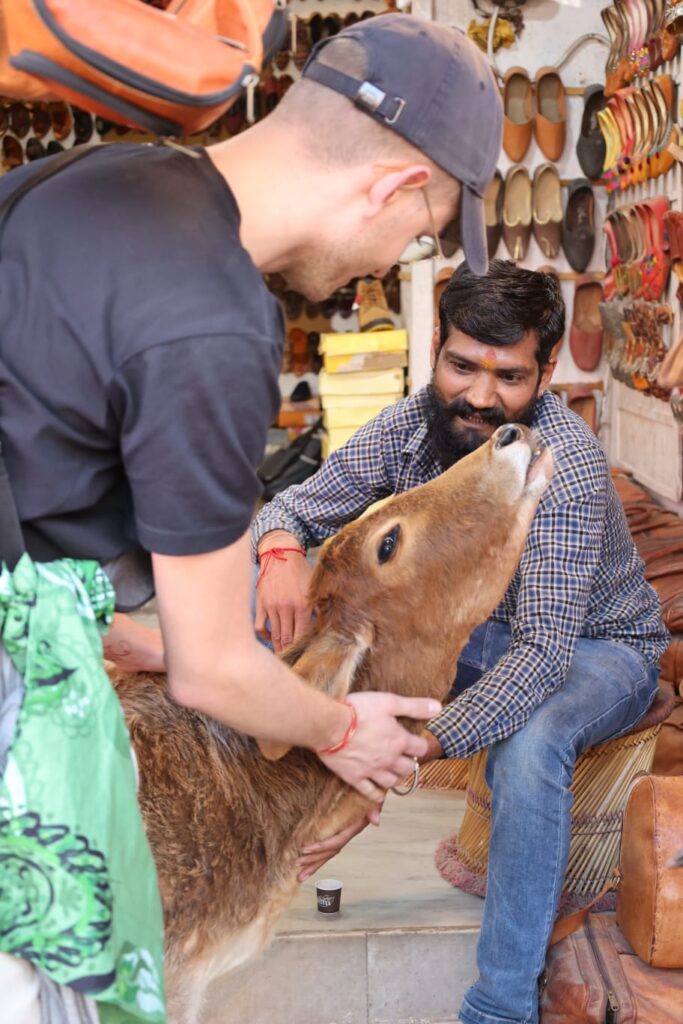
[424,382,538,469]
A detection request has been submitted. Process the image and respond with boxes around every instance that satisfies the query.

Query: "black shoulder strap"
[0,144,107,569]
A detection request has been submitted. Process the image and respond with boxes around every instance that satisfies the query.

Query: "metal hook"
[485,6,610,84]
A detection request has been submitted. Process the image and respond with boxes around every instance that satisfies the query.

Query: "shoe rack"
[405,2,610,404]
[598,0,683,503]
[404,0,683,505]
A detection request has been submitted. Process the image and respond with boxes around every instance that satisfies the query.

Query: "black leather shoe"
[562,179,595,273]
[576,85,606,180]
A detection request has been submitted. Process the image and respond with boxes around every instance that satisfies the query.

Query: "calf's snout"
[494,425,523,449]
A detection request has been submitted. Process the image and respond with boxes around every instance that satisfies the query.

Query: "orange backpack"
[0,0,286,136]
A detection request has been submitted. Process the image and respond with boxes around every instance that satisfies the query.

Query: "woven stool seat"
[435,683,675,911]
[418,756,470,790]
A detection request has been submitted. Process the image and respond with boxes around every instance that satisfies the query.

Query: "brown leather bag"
[659,637,683,686]
[617,774,683,968]
[540,912,683,1023]
[0,0,286,136]
[652,694,683,774]
[541,773,683,1021]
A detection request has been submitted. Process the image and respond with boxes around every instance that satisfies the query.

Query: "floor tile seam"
[275,924,481,939]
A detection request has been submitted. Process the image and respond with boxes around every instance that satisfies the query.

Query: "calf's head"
[272,423,552,734]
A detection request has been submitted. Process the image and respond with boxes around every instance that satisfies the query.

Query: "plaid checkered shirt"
[252,389,669,759]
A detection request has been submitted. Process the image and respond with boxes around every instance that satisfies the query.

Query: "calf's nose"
[494,425,522,449]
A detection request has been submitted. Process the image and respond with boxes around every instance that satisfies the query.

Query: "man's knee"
[486,710,574,794]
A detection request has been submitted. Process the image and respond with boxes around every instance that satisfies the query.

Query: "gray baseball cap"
[302,14,502,275]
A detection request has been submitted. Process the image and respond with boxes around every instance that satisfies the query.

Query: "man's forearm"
[169,634,352,750]
[257,528,304,558]
[103,613,165,673]
[251,498,314,561]
[427,638,563,759]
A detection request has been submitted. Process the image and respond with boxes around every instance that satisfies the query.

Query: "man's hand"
[419,728,444,765]
[319,693,442,802]
[255,530,314,652]
[103,613,165,673]
[297,803,383,881]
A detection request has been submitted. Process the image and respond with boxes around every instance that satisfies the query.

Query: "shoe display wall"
[406,0,683,500]
[478,8,610,400]
[597,0,683,464]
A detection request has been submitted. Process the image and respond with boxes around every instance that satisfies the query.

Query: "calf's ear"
[256,624,373,762]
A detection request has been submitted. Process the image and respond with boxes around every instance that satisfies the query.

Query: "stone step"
[203,790,482,1024]
[205,925,476,1024]
[205,925,477,1024]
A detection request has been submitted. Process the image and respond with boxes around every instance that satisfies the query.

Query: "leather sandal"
[612,2,634,93]
[661,0,682,60]
[602,5,627,97]
[624,205,646,297]
[640,196,671,301]
[598,104,624,191]
[620,0,648,82]
[532,163,562,259]
[570,275,605,371]
[502,67,533,162]
[611,208,635,296]
[577,85,607,179]
[502,164,532,262]
[649,76,677,178]
[562,179,596,273]
[535,66,566,161]
[610,90,637,188]
[603,214,622,300]
[626,89,646,186]
[664,210,683,284]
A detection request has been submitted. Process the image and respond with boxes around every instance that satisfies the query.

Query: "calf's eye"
[377,525,400,565]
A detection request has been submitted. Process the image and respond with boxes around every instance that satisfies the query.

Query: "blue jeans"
[454,620,659,1024]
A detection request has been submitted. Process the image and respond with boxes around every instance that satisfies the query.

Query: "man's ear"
[430,326,441,370]
[367,164,431,214]
[256,623,373,762]
[538,345,559,394]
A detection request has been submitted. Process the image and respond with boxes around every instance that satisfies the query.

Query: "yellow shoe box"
[318,329,408,356]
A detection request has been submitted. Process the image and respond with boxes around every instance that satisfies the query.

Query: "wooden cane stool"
[418,756,470,790]
[438,683,675,908]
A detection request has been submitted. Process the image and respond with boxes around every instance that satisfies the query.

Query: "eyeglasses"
[420,187,445,261]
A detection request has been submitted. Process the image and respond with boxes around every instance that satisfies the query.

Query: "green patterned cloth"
[0,555,167,1024]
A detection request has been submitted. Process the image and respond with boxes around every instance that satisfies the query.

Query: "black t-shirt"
[0,144,282,577]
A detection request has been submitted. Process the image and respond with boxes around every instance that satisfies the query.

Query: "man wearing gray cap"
[0,13,502,1022]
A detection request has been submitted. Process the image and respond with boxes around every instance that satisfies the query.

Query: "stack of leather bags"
[611,468,683,774]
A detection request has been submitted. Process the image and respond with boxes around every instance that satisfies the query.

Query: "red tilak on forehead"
[481,348,498,371]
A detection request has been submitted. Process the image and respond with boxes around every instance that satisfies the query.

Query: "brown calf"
[112,423,553,1022]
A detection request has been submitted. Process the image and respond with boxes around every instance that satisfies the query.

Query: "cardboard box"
[323,425,359,456]
[319,368,405,396]
[323,351,408,374]
[318,329,408,356]
[319,393,399,409]
[323,404,392,429]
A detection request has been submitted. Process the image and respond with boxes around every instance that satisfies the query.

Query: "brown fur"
[111,426,552,1022]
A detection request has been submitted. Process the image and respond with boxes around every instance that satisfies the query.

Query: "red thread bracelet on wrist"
[256,545,306,586]
[317,699,358,755]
